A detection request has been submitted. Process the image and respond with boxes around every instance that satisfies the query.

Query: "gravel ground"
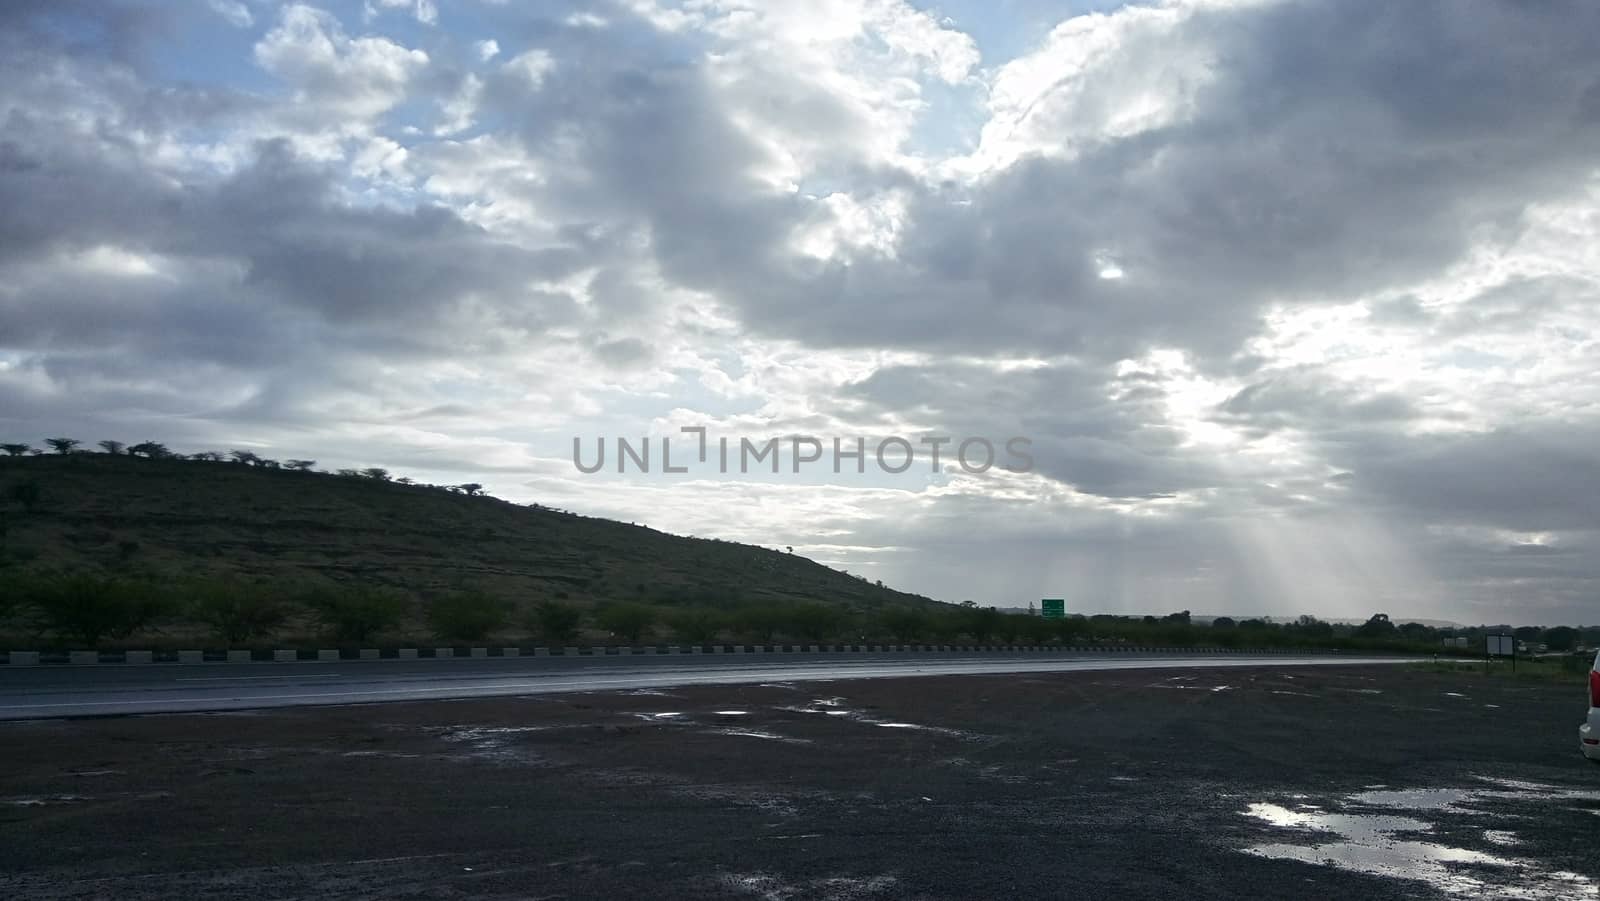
[1,665,1596,900]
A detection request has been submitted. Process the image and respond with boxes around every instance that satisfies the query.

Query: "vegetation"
[21,574,167,646]
[304,586,410,644]
[527,601,583,645]
[596,602,656,644]
[186,580,293,645]
[0,439,1594,654]
[426,590,511,642]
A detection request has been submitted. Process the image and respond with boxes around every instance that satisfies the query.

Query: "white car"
[1583,650,1600,763]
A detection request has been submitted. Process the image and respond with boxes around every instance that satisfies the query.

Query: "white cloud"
[206,0,254,28]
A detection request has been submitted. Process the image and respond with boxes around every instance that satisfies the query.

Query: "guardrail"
[0,645,1342,666]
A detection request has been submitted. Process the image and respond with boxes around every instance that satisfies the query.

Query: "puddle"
[714,710,750,716]
[779,700,979,739]
[432,725,557,765]
[716,872,899,899]
[709,728,812,745]
[1239,781,1600,899]
[6,795,90,807]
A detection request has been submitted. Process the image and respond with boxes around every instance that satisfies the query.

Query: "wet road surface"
[0,651,1408,718]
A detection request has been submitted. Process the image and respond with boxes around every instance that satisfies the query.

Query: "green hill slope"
[0,453,932,613]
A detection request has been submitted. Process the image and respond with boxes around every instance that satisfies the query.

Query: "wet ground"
[1,665,1596,899]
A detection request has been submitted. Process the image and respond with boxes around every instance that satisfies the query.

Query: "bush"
[878,606,928,643]
[733,604,784,643]
[188,580,293,645]
[785,602,844,643]
[29,574,166,646]
[596,602,656,644]
[666,607,724,644]
[427,590,510,642]
[526,600,583,644]
[305,586,410,643]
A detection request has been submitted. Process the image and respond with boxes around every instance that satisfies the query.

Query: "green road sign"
[1041,599,1065,619]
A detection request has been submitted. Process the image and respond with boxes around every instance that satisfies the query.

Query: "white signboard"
[1486,635,1515,657]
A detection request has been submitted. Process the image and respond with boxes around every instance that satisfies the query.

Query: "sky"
[2,0,1598,626]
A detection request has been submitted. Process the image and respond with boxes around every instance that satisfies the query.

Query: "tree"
[191,451,226,462]
[785,602,843,642]
[97,440,125,455]
[229,450,260,465]
[427,590,510,642]
[1543,626,1579,652]
[45,438,80,455]
[666,607,724,644]
[1354,613,1396,639]
[257,458,280,469]
[286,459,317,471]
[526,600,583,644]
[457,483,483,496]
[361,467,391,481]
[962,605,1003,642]
[878,606,928,643]
[188,581,293,645]
[128,441,171,459]
[1,444,31,457]
[304,586,410,643]
[1212,616,1237,629]
[735,604,784,643]
[597,603,656,644]
[396,477,414,485]
[30,574,167,646]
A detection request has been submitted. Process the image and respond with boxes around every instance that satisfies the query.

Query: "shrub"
[526,600,583,644]
[666,607,724,644]
[878,606,928,643]
[29,574,166,646]
[596,602,656,644]
[427,590,510,642]
[784,602,844,643]
[304,586,410,643]
[187,580,293,645]
[733,604,784,643]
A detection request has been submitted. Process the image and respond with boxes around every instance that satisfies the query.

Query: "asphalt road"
[0,652,1410,718]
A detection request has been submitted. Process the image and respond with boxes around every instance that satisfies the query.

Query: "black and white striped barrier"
[0,644,1343,666]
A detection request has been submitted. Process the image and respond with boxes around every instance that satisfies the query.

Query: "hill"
[0,453,934,613]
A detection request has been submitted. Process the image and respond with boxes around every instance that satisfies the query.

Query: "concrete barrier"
[533,647,549,656]
[398,648,418,659]
[361,648,381,660]
[8,651,40,666]
[126,650,153,665]
[500,647,519,658]
[227,650,252,663]
[317,649,339,662]
[471,647,488,658]
[69,651,98,665]
[274,649,297,662]
[180,650,205,664]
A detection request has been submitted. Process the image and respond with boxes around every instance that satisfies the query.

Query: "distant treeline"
[0,573,1548,655]
[0,437,491,498]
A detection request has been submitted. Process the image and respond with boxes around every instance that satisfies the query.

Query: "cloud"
[3,0,1600,624]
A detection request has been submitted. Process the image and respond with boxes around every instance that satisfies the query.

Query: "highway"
[0,651,1412,719]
